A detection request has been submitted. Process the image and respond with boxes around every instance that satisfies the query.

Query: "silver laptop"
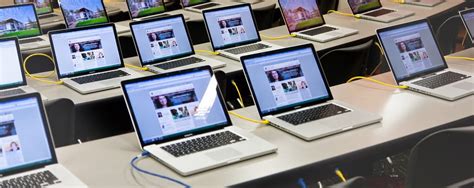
[0,93,86,187]
[278,0,358,43]
[49,23,142,94]
[203,4,281,61]
[130,14,225,73]
[0,38,38,98]
[377,19,474,101]
[181,0,222,13]
[59,0,130,33]
[347,0,414,23]
[121,66,277,176]
[0,4,50,50]
[459,8,474,43]
[14,0,63,24]
[240,44,382,141]
[403,0,444,7]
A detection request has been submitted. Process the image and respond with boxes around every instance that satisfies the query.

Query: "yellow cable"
[231,80,244,108]
[444,56,474,61]
[393,0,405,3]
[125,63,149,71]
[260,33,296,40]
[23,53,63,85]
[347,76,408,89]
[335,169,347,182]
[228,111,270,125]
[370,42,385,76]
[374,42,384,56]
[195,49,220,55]
[327,10,361,19]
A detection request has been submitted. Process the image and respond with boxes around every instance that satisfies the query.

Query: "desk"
[55,48,474,187]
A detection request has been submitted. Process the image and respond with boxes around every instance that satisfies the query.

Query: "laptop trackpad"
[205,148,241,161]
[452,82,474,90]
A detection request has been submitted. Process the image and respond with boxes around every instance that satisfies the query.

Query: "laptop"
[347,0,414,23]
[181,0,222,13]
[49,23,142,94]
[59,0,130,33]
[377,19,474,101]
[240,44,382,141]
[403,0,444,7]
[121,66,277,176]
[459,8,474,43]
[278,0,358,43]
[130,15,225,73]
[0,4,49,49]
[0,93,86,187]
[0,38,38,98]
[203,4,281,61]
[13,0,62,24]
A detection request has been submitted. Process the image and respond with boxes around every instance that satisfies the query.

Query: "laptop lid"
[121,66,231,148]
[0,4,43,39]
[347,0,382,15]
[130,14,195,66]
[202,4,261,51]
[459,8,474,42]
[126,0,166,20]
[59,0,109,29]
[278,0,326,33]
[0,38,27,90]
[0,93,57,177]
[377,19,448,84]
[181,0,211,8]
[49,23,124,79]
[240,44,333,118]
[14,0,54,15]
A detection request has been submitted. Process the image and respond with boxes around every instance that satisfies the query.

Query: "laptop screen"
[241,45,331,117]
[123,68,229,145]
[460,9,474,42]
[126,0,165,19]
[0,95,55,176]
[60,0,109,29]
[0,39,25,90]
[347,0,382,14]
[130,16,194,66]
[378,20,447,82]
[0,4,42,39]
[278,0,324,33]
[203,4,260,50]
[181,0,209,7]
[50,25,123,78]
[14,0,53,15]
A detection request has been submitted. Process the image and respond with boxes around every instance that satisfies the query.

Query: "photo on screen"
[0,114,24,168]
[0,5,41,38]
[0,115,17,138]
[68,36,108,72]
[348,0,381,13]
[279,0,323,32]
[146,27,181,58]
[217,14,249,45]
[394,33,433,75]
[127,0,165,18]
[60,0,108,28]
[181,0,207,7]
[15,0,52,15]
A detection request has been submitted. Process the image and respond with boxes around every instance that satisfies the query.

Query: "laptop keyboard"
[154,56,205,70]
[161,131,246,157]
[0,89,25,97]
[278,103,351,125]
[413,71,471,89]
[19,37,44,44]
[301,26,338,36]
[365,9,395,17]
[0,170,60,187]
[40,14,58,19]
[193,2,219,10]
[72,70,130,84]
[140,13,170,20]
[225,43,270,55]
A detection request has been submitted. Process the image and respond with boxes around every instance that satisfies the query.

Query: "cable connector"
[328,10,361,19]
[228,111,270,125]
[125,63,149,71]
[261,33,296,40]
[347,76,409,89]
[335,168,347,182]
[195,49,220,55]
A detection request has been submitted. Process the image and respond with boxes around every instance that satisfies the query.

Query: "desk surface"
[55,48,474,187]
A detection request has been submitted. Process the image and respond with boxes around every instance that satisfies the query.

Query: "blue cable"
[130,151,191,188]
[298,178,307,188]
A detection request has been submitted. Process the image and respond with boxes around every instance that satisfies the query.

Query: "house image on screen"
[65,7,103,23]
[0,17,37,34]
[283,6,319,23]
[130,0,159,12]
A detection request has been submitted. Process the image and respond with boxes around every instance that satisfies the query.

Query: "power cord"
[347,76,409,89]
[369,42,386,76]
[23,53,63,85]
[125,63,149,71]
[195,49,220,55]
[260,33,296,40]
[327,10,361,19]
[231,80,244,108]
[335,168,347,182]
[228,111,270,125]
[130,151,191,188]
[444,56,474,61]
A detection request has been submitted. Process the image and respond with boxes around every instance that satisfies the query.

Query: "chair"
[44,98,76,147]
[405,126,474,188]
[252,3,276,30]
[435,15,463,55]
[318,0,339,14]
[186,20,210,45]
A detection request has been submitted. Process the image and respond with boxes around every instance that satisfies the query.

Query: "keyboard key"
[278,103,351,125]
[225,43,270,55]
[154,56,204,70]
[301,26,338,36]
[413,71,471,89]
[72,70,130,84]
[0,89,25,97]
[365,9,395,17]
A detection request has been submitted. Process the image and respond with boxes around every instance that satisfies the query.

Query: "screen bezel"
[202,3,261,51]
[180,0,210,8]
[59,0,110,29]
[0,4,43,39]
[121,66,232,148]
[240,44,334,118]
[277,0,326,33]
[129,14,195,66]
[459,8,474,42]
[125,0,166,19]
[13,0,54,15]
[0,93,58,177]
[376,19,448,84]
[347,0,382,15]
[49,23,125,79]
[0,37,27,90]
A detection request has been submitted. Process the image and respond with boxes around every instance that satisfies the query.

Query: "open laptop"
[240,44,382,141]
[126,0,170,21]
[203,4,281,61]
[181,0,222,13]
[59,0,130,33]
[14,0,62,24]
[403,0,444,7]
[0,38,38,98]
[49,23,142,94]
[0,4,50,49]
[121,66,277,176]
[347,0,414,23]
[377,19,474,101]
[459,8,474,43]
[0,93,86,187]
[278,0,358,43]
[130,15,225,73]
